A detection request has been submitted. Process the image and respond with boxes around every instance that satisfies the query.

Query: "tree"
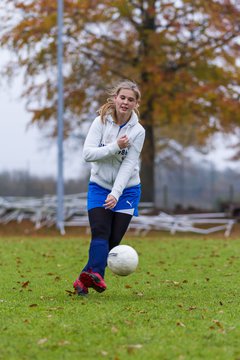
[1,0,240,202]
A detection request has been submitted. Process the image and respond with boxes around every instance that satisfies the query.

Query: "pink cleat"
[80,270,107,293]
[73,279,88,296]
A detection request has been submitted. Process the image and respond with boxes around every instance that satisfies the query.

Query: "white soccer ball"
[107,245,139,276]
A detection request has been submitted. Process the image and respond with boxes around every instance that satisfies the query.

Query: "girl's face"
[114,89,138,118]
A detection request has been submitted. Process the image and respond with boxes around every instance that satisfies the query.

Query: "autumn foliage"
[0,0,240,201]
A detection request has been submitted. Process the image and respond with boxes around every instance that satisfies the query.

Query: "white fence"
[0,194,236,237]
[0,193,87,230]
[129,212,235,237]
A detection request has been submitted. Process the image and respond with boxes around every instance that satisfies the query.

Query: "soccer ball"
[107,245,139,276]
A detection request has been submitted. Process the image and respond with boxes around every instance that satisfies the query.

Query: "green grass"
[0,233,240,360]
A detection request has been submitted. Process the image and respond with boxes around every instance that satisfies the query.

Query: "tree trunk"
[137,2,157,204]
[140,124,155,203]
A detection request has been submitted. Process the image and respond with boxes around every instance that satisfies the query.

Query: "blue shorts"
[87,182,141,216]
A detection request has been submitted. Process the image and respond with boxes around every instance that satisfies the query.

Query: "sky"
[0,49,85,179]
[0,51,239,180]
[0,83,85,179]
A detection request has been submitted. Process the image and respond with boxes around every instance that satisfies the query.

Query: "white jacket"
[83,111,145,201]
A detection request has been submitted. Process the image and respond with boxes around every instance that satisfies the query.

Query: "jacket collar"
[106,111,139,127]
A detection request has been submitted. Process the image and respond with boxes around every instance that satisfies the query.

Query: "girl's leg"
[108,212,132,250]
[82,207,114,277]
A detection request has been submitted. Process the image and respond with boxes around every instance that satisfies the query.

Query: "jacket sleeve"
[83,117,120,162]
[110,129,145,201]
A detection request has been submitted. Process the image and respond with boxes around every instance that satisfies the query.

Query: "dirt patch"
[0,220,88,237]
[0,220,239,239]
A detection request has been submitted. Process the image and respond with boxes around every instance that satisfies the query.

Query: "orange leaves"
[209,319,225,333]
[29,303,38,308]
[65,289,77,296]
[21,280,30,288]
[0,0,240,168]
[2,1,57,50]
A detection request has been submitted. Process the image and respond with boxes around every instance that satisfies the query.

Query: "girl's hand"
[104,194,117,209]
[117,135,129,149]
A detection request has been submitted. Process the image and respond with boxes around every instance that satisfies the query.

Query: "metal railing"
[0,195,236,237]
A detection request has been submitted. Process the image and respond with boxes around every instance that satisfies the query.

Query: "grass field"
[0,230,240,360]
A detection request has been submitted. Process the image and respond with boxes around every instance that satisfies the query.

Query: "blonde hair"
[98,80,141,123]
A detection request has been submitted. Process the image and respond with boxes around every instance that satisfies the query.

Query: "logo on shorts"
[126,200,133,207]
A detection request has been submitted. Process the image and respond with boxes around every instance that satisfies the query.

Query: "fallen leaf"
[127,344,143,354]
[65,289,76,296]
[124,320,133,325]
[178,356,185,360]
[100,350,108,356]
[58,340,70,346]
[176,322,186,327]
[48,307,64,311]
[128,344,143,348]
[111,326,118,333]
[37,338,48,345]
[21,281,30,288]
[213,319,223,329]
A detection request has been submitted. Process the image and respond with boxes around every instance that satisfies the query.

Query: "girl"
[73,80,145,295]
